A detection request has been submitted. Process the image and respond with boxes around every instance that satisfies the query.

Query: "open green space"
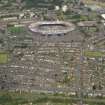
[84,51,105,58]
[64,13,89,21]
[0,91,76,105]
[83,0,105,7]
[8,27,25,34]
[64,10,99,21]
[0,91,105,105]
[0,52,8,64]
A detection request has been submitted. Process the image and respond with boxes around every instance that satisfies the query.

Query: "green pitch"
[84,51,105,58]
[0,53,8,64]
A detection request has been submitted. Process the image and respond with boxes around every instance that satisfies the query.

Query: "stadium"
[29,21,75,35]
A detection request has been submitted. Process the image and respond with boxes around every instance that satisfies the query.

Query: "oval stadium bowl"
[29,21,75,35]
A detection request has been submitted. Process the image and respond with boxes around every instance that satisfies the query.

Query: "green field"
[83,0,105,7]
[0,53,8,64]
[84,51,105,58]
[8,27,25,34]
[0,91,76,105]
[0,91,105,105]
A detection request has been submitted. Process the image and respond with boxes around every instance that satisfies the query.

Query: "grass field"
[8,27,25,34]
[0,91,76,105]
[0,53,8,64]
[0,91,105,105]
[84,51,105,58]
[82,0,105,7]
